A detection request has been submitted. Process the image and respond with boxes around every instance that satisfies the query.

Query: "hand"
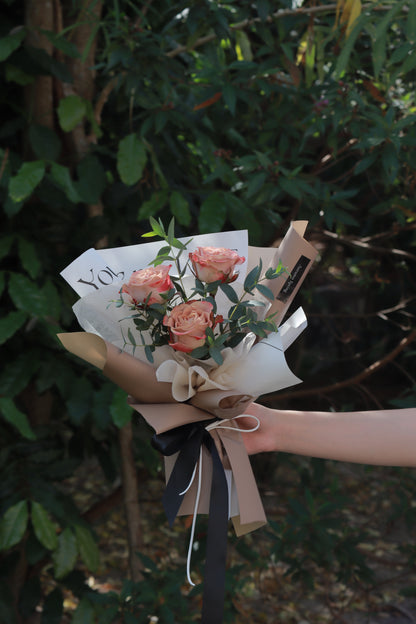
[238,402,279,455]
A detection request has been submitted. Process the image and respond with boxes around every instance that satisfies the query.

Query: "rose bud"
[121,265,173,306]
[189,246,245,283]
[163,300,213,353]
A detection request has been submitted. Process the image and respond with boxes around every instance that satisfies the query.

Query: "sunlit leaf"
[117,134,147,186]
[9,161,45,202]
[57,95,87,132]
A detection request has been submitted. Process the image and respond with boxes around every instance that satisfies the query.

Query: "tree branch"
[118,422,143,582]
[321,229,416,262]
[267,329,416,403]
[166,3,394,58]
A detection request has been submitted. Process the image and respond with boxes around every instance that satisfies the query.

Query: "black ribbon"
[152,420,229,624]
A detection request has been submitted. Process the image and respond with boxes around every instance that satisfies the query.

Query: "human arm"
[240,402,416,467]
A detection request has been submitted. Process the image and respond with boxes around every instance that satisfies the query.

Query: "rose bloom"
[163,300,213,353]
[189,246,245,283]
[121,265,173,306]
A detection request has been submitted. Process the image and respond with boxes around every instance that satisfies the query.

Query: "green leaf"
[244,264,261,293]
[256,283,274,300]
[8,273,50,317]
[148,216,165,237]
[0,397,36,439]
[223,83,236,116]
[0,310,27,345]
[189,345,209,359]
[28,124,62,161]
[57,95,87,132]
[0,500,29,550]
[406,1,416,42]
[279,176,303,199]
[53,528,78,579]
[209,344,223,365]
[74,525,99,572]
[138,190,169,220]
[42,30,80,58]
[353,153,377,175]
[50,163,81,203]
[0,29,26,62]
[0,352,38,398]
[372,32,386,80]
[9,160,45,202]
[198,192,227,233]
[389,41,412,65]
[245,171,268,199]
[75,155,106,203]
[5,63,34,86]
[72,597,95,624]
[31,502,58,551]
[0,235,14,261]
[333,12,371,78]
[169,191,191,226]
[219,282,239,303]
[117,134,147,186]
[18,237,41,278]
[110,387,132,428]
[382,142,399,183]
[235,30,253,61]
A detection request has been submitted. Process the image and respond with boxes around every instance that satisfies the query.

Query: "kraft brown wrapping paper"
[57,332,266,536]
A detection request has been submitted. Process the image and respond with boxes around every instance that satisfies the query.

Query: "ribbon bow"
[152,419,229,624]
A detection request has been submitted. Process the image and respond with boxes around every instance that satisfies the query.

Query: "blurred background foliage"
[0,0,415,622]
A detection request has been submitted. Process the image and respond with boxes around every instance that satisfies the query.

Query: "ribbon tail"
[201,435,229,624]
[160,430,204,526]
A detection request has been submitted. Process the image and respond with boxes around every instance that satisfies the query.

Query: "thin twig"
[322,229,416,262]
[166,3,396,58]
[308,296,416,320]
[267,328,416,402]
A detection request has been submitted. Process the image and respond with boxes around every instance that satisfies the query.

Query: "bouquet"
[58,219,317,624]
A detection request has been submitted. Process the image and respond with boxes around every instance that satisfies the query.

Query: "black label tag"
[276,255,310,303]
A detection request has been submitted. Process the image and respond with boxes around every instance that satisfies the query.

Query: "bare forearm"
[277,407,416,466]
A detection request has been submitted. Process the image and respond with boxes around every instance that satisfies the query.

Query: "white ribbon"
[182,414,260,586]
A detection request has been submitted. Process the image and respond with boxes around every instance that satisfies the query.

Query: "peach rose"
[163,300,213,353]
[189,246,245,283]
[121,265,173,306]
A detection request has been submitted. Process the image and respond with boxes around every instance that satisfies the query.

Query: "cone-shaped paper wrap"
[58,225,316,535]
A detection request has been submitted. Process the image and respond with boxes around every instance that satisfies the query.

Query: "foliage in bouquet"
[116,218,286,365]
